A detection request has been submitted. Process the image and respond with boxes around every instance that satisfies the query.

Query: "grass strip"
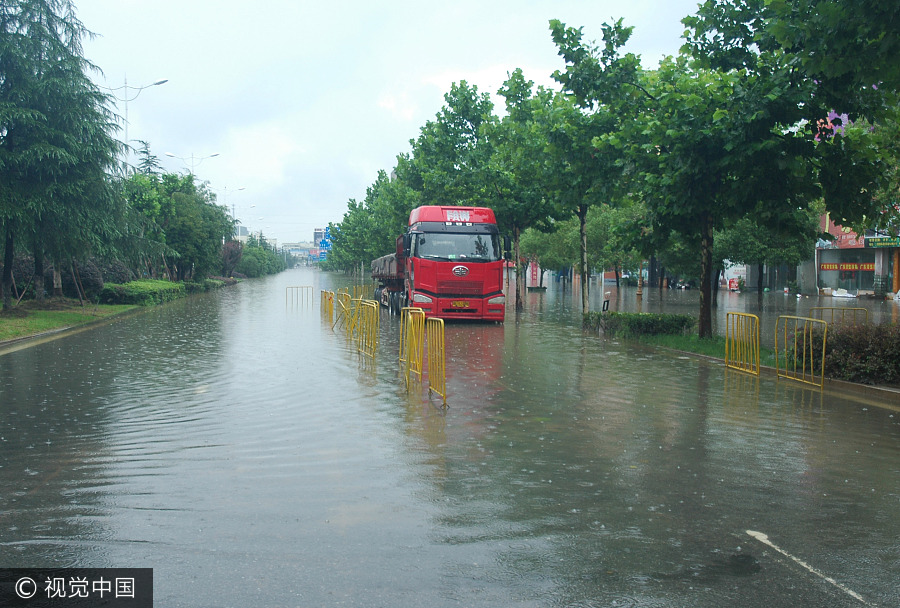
[629,332,778,368]
[0,303,136,343]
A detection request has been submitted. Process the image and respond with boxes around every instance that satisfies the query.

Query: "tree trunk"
[698,215,714,339]
[578,205,589,315]
[33,239,45,303]
[514,226,524,312]
[71,260,85,306]
[712,267,721,307]
[1,222,14,310]
[757,263,764,310]
[52,265,63,297]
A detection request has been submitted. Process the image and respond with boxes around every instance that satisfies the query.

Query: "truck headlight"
[488,295,505,305]
[412,293,433,303]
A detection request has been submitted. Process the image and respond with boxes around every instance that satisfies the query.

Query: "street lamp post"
[100,77,168,172]
[215,186,246,238]
[165,152,220,178]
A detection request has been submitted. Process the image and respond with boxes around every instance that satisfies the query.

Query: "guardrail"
[357,300,379,358]
[353,284,374,300]
[400,307,426,385]
[320,290,335,323]
[426,318,446,405]
[286,285,314,308]
[332,292,352,332]
[725,312,760,375]
[775,316,828,388]
[809,306,868,326]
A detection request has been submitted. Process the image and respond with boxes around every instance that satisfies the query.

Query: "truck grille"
[438,281,482,295]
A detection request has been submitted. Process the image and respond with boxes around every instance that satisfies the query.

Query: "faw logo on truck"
[446,209,471,222]
[452,265,469,277]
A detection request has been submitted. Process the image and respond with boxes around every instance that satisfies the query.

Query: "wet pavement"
[1,268,898,607]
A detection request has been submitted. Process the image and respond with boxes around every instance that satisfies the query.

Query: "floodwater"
[1,268,899,607]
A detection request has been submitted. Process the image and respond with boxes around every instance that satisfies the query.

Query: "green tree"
[761,0,900,119]
[585,202,644,283]
[234,232,284,278]
[520,223,578,283]
[0,0,120,308]
[410,81,496,208]
[549,19,638,316]
[715,205,821,299]
[672,0,892,334]
[490,69,556,310]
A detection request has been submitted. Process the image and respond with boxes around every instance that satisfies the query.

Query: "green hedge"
[584,311,696,337]
[824,322,900,386]
[184,278,227,294]
[99,280,186,305]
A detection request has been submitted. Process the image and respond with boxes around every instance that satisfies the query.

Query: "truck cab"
[403,206,505,321]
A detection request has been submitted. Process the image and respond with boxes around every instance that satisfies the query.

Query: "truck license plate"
[451,300,470,308]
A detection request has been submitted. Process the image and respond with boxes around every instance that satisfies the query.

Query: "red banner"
[821,262,875,271]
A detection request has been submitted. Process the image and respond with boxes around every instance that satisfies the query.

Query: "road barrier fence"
[725,313,761,376]
[775,315,828,388]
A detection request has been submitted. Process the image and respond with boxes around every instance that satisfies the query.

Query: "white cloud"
[219,122,305,188]
[378,90,418,122]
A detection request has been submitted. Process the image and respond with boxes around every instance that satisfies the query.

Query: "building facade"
[815,215,898,297]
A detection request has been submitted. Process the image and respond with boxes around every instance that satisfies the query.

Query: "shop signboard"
[866,236,900,248]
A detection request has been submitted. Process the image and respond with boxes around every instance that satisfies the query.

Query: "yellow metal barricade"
[775,316,828,388]
[320,290,335,323]
[426,317,447,405]
[725,312,760,375]
[332,292,352,332]
[809,307,868,326]
[353,284,374,300]
[286,285,314,308]
[358,300,379,358]
[349,298,364,340]
[400,307,425,385]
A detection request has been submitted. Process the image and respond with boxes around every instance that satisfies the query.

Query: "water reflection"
[1,269,898,607]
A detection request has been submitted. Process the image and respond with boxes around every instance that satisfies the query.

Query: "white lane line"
[746,530,872,606]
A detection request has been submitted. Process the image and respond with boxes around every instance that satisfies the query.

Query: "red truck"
[371,205,506,322]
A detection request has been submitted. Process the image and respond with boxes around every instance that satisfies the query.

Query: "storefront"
[816,215,875,294]
[866,236,900,296]
[817,251,875,292]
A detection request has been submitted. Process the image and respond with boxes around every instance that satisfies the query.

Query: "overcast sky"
[77,0,702,246]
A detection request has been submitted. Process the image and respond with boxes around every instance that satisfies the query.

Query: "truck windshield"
[414,232,501,262]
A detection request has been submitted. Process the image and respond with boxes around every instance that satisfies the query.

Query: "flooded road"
[2,268,899,607]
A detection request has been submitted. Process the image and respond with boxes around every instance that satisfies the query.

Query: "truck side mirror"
[503,235,511,260]
[402,233,412,257]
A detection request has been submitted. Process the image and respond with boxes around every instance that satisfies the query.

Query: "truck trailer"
[371,206,506,322]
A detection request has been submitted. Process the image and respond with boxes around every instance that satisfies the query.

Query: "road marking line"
[746,530,872,606]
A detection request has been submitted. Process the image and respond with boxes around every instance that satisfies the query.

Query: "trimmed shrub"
[98,259,135,284]
[184,278,226,294]
[584,311,696,337]
[824,322,900,386]
[99,279,186,305]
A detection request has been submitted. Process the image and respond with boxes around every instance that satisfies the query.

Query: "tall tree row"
[0,0,120,308]
[324,0,899,335]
